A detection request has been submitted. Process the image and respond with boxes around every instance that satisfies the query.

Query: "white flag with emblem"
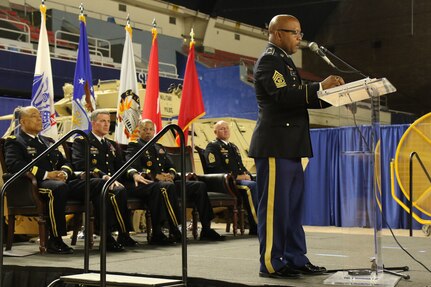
[31,3,58,140]
[114,22,140,144]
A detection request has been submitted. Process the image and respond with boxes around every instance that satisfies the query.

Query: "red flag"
[142,27,162,132]
[176,41,205,146]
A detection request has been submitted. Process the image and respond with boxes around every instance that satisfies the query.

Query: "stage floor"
[3,225,431,287]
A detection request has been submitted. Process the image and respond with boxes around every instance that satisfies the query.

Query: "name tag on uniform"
[90,147,99,155]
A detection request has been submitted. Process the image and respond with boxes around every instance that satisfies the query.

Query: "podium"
[317,77,396,107]
[317,78,402,286]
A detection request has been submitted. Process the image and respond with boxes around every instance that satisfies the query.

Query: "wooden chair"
[165,145,242,236]
[0,138,93,253]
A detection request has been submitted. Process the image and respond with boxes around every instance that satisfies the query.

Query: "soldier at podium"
[249,14,344,278]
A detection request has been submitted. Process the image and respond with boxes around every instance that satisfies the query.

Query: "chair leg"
[6,215,15,251]
[232,205,238,236]
[88,215,94,249]
[38,216,48,254]
[225,209,231,233]
[192,208,198,239]
[239,205,245,235]
[145,210,152,243]
[70,214,82,246]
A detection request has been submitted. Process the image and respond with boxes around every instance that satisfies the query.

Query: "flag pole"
[189,28,195,150]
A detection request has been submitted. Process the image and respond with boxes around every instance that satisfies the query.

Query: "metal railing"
[99,124,187,287]
[54,30,111,58]
[0,17,31,43]
[0,129,92,287]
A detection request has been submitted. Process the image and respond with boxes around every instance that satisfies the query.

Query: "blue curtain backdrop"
[303,124,425,229]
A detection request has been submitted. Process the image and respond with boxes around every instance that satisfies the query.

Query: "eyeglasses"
[277,29,304,39]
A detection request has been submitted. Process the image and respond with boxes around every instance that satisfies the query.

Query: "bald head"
[268,14,301,55]
[214,120,230,141]
[19,106,42,135]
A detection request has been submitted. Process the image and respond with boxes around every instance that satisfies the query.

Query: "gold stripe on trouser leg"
[237,185,258,224]
[264,157,276,273]
[161,187,178,226]
[109,192,127,233]
[38,188,58,237]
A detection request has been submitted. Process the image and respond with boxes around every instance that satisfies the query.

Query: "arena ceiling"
[166,0,339,39]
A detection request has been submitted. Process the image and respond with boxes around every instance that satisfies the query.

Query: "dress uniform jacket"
[249,43,330,159]
[5,132,73,181]
[4,131,74,237]
[72,132,123,178]
[205,139,250,177]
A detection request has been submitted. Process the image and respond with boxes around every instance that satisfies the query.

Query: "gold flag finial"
[151,18,157,36]
[79,3,86,23]
[190,28,195,44]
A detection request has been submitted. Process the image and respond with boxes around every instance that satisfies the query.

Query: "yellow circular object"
[394,113,431,218]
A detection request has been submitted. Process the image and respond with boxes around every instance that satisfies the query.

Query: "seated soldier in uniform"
[71,109,138,250]
[126,119,225,241]
[204,120,258,235]
[5,106,102,253]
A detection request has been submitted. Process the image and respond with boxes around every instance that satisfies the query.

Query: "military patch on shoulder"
[265,47,275,55]
[208,153,216,164]
[6,135,16,139]
[272,70,287,88]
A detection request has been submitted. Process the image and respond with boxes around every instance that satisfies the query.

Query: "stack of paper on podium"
[317,77,396,107]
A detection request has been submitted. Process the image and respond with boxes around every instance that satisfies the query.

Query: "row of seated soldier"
[4,106,232,254]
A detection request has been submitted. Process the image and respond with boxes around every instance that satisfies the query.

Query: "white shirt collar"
[92,132,105,143]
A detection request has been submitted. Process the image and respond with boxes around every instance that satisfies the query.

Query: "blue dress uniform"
[126,138,215,233]
[5,131,88,239]
[204,139,258,233]
[249,43,330,274]
[71,132,131,234]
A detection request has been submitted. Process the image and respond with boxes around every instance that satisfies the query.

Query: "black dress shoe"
[117,234,139,247]
[105,235,125,252]
[150,233,175,246]
[200,229,226,241]
[291,262,327,275]
[259,265,302,279]
[47,238,74,254]
[169,229,183,243]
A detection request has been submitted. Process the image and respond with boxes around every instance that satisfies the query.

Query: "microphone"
[301,40,336,68]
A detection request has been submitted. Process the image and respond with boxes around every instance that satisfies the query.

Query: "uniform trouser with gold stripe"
[236,180,258,232]
[150,181,181,231]
[255,157,309,274]
[175,180,214,230]
[38,180,69,238]
[124,181,168,234]
[68,178,131,234]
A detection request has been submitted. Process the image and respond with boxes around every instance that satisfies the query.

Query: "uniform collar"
[268,42,293,60]
[91,132,105,144]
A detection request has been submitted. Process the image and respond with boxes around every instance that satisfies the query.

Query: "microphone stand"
[318,44,410,282]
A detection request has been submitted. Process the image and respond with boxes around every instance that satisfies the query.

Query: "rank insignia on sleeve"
[272,70,287,88]
[208,153,215,164]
